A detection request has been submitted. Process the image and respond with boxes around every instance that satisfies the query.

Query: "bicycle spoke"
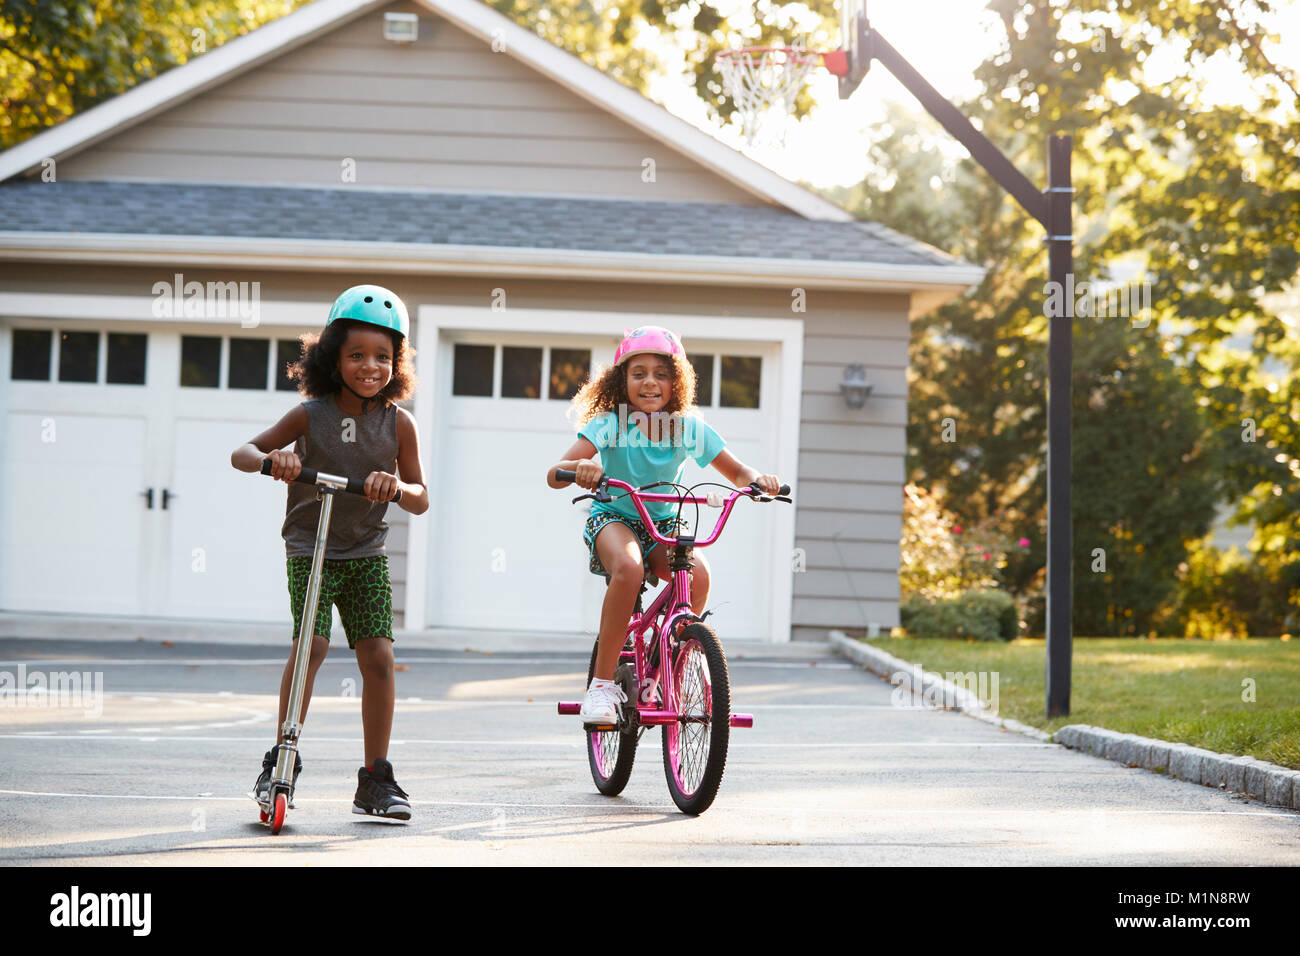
[673,643,712,795]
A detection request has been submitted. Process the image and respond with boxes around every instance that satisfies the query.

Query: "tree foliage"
[829,0,1297,635]
[0,0,311,150]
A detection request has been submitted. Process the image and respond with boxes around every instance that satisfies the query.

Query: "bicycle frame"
[559,476,760,730]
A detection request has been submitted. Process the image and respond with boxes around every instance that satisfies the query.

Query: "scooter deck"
[248,790,296,811]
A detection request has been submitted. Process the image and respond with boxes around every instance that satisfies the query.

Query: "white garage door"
[429,330,780,640]
[1,321,310,622]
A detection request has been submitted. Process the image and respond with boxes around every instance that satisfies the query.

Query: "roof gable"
[0,0,852,221]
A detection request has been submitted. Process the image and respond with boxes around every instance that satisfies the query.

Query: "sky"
[646,0,1300,189]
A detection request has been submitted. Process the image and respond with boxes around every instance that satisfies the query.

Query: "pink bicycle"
[555,471,791,815]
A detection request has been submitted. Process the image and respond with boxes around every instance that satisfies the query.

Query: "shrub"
[900,484,1027,601]
[901,589,1019,642]
[1165,540,1300,638]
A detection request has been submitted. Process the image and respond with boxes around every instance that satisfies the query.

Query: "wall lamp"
[839,363,873,409]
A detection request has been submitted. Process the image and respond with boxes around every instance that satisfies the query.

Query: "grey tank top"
[281,394,399,559]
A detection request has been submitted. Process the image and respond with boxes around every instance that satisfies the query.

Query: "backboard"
[838,0,870,98]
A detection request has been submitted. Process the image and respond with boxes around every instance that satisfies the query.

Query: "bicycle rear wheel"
[662,622,730,815]
[585,642,638,796]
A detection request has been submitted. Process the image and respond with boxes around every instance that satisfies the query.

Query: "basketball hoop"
[715,46,833,147]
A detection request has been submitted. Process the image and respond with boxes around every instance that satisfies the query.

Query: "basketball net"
[716,47,818,148]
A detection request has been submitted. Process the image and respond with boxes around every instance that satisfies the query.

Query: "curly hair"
[286,319,418,405]
[570,351,697,428]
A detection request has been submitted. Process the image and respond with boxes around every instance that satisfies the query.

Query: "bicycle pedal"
[583,722,618,731]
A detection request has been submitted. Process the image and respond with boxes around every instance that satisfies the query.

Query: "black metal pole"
[1045,134,1073,717]
[860,30,1074,718]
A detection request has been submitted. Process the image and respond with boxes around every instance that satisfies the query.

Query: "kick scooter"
[252,458,401,834]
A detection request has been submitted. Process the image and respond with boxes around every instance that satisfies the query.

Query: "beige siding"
[0,264,912,640]
[59,1,761,204]
[795,294,912,636]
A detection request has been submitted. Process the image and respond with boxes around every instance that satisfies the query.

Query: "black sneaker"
[254,745,302,807]
[352,758,412,821]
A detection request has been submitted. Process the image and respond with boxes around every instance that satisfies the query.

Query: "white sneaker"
[579,680,627,725]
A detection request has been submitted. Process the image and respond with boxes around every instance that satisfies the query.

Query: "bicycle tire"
[661,622,730,815]
[585,642,638,796]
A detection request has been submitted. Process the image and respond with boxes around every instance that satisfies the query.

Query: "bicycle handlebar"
[553,468,790,548]
[555,468,789,499]
[260,457,403,502]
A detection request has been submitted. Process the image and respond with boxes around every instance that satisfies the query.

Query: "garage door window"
[106,334,147,385]
[688,353,714,406]
[502,346,541,398]
[549,348,590,400]
[276,339,301,392]
[58,331,99,383]
[180,335,221,388]
[10,329,53,381]
[177,335,309,391]
[229,338,270,390]
[687,353,759,409]
[452,344,493,396]
[10,329,148,385]
[453,343,591,400]
[720,356,761,408]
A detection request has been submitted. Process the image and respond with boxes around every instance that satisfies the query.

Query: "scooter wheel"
[269,792,287,834]
[259,806,270,823]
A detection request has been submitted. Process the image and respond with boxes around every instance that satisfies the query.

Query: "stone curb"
[829,632,1300,812]
[827,630,1050,742]
[1052,725,1300,810]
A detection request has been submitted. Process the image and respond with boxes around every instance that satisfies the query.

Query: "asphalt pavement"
[1,636,1297,866]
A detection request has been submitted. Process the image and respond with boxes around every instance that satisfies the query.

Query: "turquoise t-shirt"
[579,409,727,522]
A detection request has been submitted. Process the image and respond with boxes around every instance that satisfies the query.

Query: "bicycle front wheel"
[662,622,730,815]
[585,643,638,796]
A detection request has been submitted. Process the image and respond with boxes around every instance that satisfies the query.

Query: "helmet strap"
[332,368,378,414]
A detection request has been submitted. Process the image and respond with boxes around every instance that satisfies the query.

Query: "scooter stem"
[274,486,336,786]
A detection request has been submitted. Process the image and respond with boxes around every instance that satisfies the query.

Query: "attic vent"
[383,12,418,44]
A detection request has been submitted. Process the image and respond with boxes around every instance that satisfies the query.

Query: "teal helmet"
[326,284,409,339]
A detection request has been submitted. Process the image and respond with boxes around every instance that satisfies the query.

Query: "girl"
[230,284,429,820]
[547,326,781,723]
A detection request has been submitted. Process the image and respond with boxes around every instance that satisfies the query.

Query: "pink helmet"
[615,325,685,366]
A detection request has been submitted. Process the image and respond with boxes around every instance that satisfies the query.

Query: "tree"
[822,0,1297,634]
[0,0,311,150]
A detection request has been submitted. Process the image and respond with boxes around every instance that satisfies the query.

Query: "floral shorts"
[583,511,683,578]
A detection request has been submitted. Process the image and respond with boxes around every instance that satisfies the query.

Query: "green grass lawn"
[861,636,1300,769]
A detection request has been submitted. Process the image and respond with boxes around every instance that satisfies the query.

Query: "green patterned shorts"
[583,511,683,578]
[287,555,393,649]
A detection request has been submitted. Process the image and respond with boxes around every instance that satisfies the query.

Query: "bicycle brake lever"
[774,495,792,503]
[571,493,596,504]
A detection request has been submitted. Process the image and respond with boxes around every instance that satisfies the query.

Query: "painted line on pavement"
[0,657,850,669]
[0,789,1288,819]
[0,733,1050,748]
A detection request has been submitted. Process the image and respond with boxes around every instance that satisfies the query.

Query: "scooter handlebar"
[260,457,402,502]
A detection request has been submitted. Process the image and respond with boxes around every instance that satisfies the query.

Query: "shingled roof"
[0,180,957,268]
